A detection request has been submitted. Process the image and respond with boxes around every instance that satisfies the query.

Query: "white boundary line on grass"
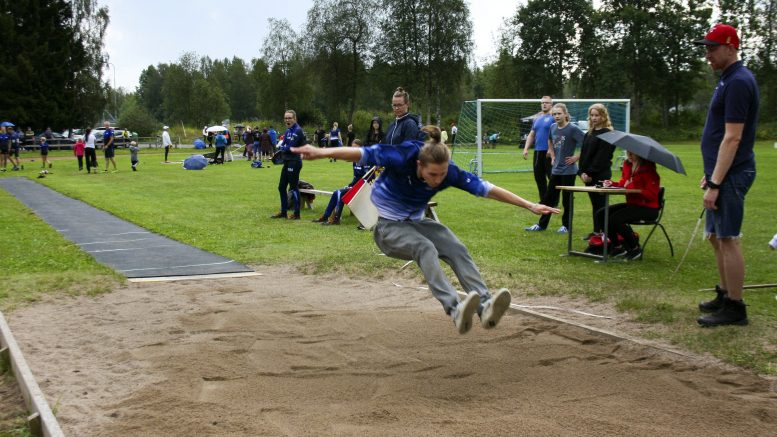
[0,311,65,437]
[127,272,263,282]
[451,290,694,359]
[508,304,694,359]
[120,260,242,273]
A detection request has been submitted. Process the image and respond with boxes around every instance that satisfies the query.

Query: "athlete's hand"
[292,144,322,160]
[529,203,561,215]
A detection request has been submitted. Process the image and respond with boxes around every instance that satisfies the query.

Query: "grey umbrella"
[597,130,686,175]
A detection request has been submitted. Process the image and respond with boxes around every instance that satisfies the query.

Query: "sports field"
[1,143,776,434]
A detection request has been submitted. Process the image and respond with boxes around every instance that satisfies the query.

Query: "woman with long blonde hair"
[577,103,616,237]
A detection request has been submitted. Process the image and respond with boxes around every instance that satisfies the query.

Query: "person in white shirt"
[162,126,173,162]
[84,128,98,173]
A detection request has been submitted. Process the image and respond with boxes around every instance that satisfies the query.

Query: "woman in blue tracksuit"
[293,125,559,335]
[271,110,305,220]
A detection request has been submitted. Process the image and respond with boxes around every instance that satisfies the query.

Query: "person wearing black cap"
[693,24,759,327]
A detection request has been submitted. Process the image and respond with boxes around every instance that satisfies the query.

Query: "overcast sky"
[99,0,523,90]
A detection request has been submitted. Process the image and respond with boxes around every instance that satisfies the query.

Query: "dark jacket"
[578,127,616,181]
[365,118,384,146]
[384,113,424,145]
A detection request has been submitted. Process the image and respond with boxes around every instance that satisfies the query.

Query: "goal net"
[452,99,631,176]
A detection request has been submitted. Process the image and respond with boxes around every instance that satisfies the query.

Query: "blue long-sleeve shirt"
[348,162,371,187]
[280,123,305,162]
[358,140,493,221]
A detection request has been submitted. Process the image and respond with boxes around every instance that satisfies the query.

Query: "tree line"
[1,0,108,130]
[2,0,775,137]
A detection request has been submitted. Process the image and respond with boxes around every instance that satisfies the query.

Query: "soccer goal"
[452,99,631,176]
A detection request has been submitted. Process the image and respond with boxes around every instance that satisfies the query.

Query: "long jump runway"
[0,177,252,278]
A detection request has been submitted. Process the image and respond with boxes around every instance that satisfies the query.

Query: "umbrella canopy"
[597,130,686,175]
[206,125,228,133]
[1,121,15,127]
[183,154,208,170]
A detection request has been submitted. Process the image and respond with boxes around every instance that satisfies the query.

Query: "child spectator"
[129,141,140,171]
[74,137,85,171]
[524,102,584,233]
[39,137,51,169]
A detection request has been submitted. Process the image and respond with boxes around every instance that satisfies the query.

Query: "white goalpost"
[452,99,631,176]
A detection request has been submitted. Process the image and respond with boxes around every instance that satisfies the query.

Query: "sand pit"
[7,266,777,436]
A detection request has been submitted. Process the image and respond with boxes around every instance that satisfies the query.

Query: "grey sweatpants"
[373,217,492,315]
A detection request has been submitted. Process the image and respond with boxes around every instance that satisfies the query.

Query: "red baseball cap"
[694,24,740,49]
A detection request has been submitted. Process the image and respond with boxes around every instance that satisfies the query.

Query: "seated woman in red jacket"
[596,151,660,260]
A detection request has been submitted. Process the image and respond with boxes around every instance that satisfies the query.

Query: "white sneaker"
[524,224,544,231]
[556,225,569,234]
[481,288,511,329]
[453,291,479,334]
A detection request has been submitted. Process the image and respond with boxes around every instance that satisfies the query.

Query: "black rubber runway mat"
[0,178,252,278]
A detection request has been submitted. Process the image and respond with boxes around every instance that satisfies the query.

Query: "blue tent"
[183,154,208,170]
[193,139,206,149]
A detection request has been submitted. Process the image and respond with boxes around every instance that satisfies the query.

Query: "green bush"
[119,102,159,136]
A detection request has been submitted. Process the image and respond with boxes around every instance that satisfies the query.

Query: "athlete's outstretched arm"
[486,186,560,216]
[293,145,362,162]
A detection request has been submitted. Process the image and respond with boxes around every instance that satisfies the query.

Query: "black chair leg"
[658,224,674,256]
[639,225,658,260]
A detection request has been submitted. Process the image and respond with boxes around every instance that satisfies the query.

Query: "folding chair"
[630,186,673,260]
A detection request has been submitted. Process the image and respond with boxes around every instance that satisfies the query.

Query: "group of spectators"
[70,121,122,173]
[519,24,759,328]
[241,126,277,162]
[0,126,23,172]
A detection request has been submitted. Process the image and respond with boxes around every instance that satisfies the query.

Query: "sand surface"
[7,265,777,436]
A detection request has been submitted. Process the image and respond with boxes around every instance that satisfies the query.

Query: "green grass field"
[1,143,776,374]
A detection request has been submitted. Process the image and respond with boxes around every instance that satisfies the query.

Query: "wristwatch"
[706,178,721,189]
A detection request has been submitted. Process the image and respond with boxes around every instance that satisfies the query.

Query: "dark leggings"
[164,146,170,161]
[85,148,98,172]
[532,150,552,201]
[538,173,576,229]
[76,155,83,170]
[595,203,658,250]
[584,180,607,232]
[278,159,302,214]
[214,146,225,162]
